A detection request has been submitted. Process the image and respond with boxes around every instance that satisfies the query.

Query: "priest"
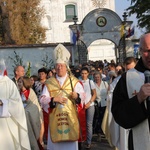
[0,59,31,150]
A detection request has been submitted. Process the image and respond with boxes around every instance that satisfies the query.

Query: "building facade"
[39,0,118,63]
[0,0,137,78]
[40,0,115,43]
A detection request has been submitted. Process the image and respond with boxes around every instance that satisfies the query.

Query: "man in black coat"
[112,33,150,150]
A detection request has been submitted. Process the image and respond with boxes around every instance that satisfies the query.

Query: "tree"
[0,0,46,45]
[127,0,150,32]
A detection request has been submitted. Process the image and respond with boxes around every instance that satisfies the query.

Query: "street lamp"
[118,11,133,63]
[72,15,78,25]
[122,11,128,60]
[122,12,128,22]
[72,15,81,64]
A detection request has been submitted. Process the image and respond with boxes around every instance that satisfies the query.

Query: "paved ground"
[80,134,114,150]
[44,134,114,150]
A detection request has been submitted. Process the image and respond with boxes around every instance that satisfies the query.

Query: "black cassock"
[111,58,150,150]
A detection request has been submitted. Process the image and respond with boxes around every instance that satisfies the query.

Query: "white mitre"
[53,44,71,65]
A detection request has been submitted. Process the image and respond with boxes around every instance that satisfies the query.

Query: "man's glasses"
[141,48,150,54]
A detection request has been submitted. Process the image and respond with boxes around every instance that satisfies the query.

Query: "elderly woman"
[18,76,44,150]
[93,71,109,140]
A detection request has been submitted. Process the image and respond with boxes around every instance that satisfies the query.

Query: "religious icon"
[96,16,107,27]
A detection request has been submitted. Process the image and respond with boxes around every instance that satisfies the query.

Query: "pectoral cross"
[132,90,138,96]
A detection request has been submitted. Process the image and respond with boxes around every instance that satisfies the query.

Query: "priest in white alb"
[0,59,31,150]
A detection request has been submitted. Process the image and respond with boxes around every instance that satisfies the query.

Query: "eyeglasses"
[141,48,150,54]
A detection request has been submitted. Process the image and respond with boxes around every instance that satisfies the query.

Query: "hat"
[53,44,70,65]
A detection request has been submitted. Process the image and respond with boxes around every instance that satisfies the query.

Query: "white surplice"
[0,76,30,150]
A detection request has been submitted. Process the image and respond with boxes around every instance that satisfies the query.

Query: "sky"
[115,0,143,38]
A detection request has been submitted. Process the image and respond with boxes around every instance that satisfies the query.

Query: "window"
[65,4,76,21]
[46,15,51,30]
[44,15,51,30]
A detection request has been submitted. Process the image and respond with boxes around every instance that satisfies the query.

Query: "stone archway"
[76,8,126,64]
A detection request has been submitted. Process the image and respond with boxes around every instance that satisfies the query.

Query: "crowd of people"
[1,33,150,150]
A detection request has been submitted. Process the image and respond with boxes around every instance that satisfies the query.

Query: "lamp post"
[72,15,78,25]
[118,12,133,63]
[72,15,80,64]
[122,12,128,22]
[122,12,128,60]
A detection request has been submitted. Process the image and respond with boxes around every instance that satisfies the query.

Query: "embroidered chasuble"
[45,75,79,143]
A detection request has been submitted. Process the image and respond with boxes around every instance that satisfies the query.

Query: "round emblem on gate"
[96,16,107,27]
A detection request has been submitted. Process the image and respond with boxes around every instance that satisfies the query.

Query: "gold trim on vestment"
[45,75,79,142]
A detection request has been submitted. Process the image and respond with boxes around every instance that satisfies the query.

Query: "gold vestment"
[45,75,79,143]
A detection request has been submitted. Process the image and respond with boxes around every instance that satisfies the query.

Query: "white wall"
[0,38,136,78]
[40,0,115,43]
[0,45,71,78]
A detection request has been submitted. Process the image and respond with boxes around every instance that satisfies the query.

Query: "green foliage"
[8,51,24,68]
[3,0,46,44]
[25,62,31,77]
[42,54,54,69]
[127,0,150,32]
[0,15,5,45]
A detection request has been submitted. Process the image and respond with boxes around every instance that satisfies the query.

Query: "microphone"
[144,70,150,83]
[144,70,150,101]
